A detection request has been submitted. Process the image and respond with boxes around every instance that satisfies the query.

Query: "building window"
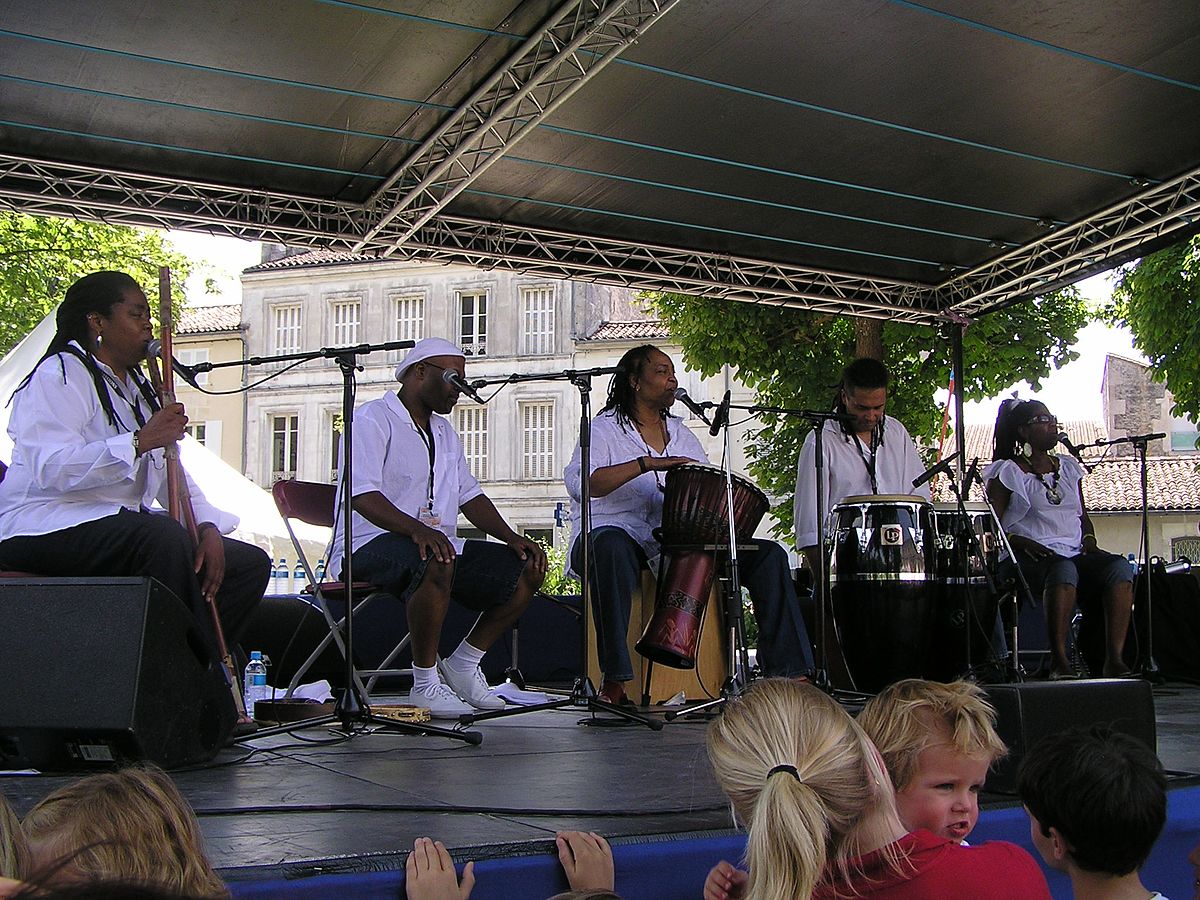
[458,290,487,356]
[175,348,210,387]
[392,293,425,343]
[328,411,343,484]
[329,298,361,346]
[272,304,302,355]
[185,423,207,445]
[455,405,488,481]
[521,400,555,480]
[521,285,555,355]
[271,414,299,482]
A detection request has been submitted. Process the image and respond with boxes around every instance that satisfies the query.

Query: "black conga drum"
[927,502,1001,681]
[828,494,935,692]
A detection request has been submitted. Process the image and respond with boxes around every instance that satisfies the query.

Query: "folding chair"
[271,479,412,701]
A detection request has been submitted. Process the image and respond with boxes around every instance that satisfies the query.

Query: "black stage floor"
[3,681,1199,884]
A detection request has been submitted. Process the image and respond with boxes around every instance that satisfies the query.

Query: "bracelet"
[637,456,648,474]
[131,429,140,456]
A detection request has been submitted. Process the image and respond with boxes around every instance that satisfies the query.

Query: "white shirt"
[563,409,707,576]
[793,414,929,550]
[0,345,237,540]
[984,455,1085,557]
[329,390,482,574]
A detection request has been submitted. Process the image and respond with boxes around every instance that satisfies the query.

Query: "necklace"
[1023,455,1062,505]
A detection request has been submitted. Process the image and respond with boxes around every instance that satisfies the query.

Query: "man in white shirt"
[794,357,930,572]
[330,338,547,718]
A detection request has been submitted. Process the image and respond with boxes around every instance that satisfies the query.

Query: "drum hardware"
[458,366,663,729]
[665,400,769,721]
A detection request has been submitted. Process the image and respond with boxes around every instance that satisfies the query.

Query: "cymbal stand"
[457,366,660,730]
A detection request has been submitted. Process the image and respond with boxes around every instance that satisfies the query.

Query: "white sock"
[446,640,486,673]
[412,663,440,692]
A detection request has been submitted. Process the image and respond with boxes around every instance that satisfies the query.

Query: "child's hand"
[555,830,615,891]
[703,860,748,900]
[406,837,475,899]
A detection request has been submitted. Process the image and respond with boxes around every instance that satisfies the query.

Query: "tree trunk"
[855,317,883,361]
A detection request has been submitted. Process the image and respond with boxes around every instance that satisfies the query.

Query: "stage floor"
[3,680,1199,885]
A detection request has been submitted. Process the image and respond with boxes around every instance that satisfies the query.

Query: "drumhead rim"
[836,493,932,506]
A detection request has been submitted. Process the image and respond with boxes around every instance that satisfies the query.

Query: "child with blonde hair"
[1,792,29,894]
[857,678,1007,844]
[703,678,1048,900]
[21,766,227,898]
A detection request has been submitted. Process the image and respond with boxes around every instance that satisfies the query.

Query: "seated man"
[564,344,813,707]
[1018,726,1168,900]
[330,338,547,718]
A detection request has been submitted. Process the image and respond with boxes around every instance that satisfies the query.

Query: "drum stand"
[976,484,1033,684]
[459,366,661,730]
[940,463,1014,682]
[665,403,754,721]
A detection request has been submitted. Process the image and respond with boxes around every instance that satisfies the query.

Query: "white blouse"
[984,455,1085,557]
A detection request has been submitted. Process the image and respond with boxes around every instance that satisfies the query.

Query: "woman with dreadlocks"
[563,345,812,707]
[0,271,269,658]
[984,398,1133,678]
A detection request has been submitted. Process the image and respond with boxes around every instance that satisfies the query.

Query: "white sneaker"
[438,659,506,711]
[404,681,473,719]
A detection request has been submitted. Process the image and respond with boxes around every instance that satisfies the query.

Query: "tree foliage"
[647,289,1090,537]
[0,212,198,354]
[1104,234,1200,426]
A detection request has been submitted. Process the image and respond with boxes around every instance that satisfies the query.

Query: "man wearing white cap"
[329,337,548,717]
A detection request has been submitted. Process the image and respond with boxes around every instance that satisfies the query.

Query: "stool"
[586,569,727,704]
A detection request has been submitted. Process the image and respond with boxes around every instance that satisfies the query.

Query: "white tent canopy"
[0,309,330,568]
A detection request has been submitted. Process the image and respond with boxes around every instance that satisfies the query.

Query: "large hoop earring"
[1021,441,1033,457]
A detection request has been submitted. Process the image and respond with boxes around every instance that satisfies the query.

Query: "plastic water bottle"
[315,557,326,583]
[272,558,289,595]
[293,561,306,593]
[243,650,269,716]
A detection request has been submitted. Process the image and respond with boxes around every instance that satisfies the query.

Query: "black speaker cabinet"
[982,679,1156,795]
[0,577,235,770]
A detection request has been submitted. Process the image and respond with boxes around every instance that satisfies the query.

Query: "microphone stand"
[195,340,483,746]
[455,366,661,730]
[1086,432,1166,682]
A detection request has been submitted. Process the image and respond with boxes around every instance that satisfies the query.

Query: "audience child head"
[20,766,227,899]
[1,793,29,884]
[1018,726,1166,899]
[857,678,1007,843]
[705,678,905,900]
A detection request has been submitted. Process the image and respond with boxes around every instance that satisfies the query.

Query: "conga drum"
[927,502,1001,681]
[827,494,934,693]
[636,464,769,669]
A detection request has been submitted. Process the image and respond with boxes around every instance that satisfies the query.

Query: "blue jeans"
[572,527,814,682]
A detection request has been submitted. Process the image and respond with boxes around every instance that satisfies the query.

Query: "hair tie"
[767,764,801,783]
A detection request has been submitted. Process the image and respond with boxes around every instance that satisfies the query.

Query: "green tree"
[0,212,199,354]
[1104,235,1200,430]
[647,289,1091,537]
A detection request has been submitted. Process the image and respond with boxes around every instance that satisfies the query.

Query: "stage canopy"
[1,1,1199,325]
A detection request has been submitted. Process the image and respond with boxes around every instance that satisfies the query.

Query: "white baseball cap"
[394,337,464,381]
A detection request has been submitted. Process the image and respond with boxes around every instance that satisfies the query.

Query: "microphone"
[912,449,961,490]
[146,339,202,390]
[1057,431,1085,463]
[709,389,731,437]
[673,388,711,424]
[442,367,486,404]
[962,456,980,495]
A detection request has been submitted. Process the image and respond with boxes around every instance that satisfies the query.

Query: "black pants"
[0,509,270,651]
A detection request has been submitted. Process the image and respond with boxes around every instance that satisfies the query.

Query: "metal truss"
[0,154,362,247]
[937,164,1200,317]
[355,0,680,251]
[367,215,941,323]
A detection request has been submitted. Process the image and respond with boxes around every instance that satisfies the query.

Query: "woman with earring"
[563,345,813,707]
[984,399,1134,678]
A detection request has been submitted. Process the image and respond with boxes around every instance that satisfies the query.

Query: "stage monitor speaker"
[982,679,1156,795]
[0,577,235,771]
